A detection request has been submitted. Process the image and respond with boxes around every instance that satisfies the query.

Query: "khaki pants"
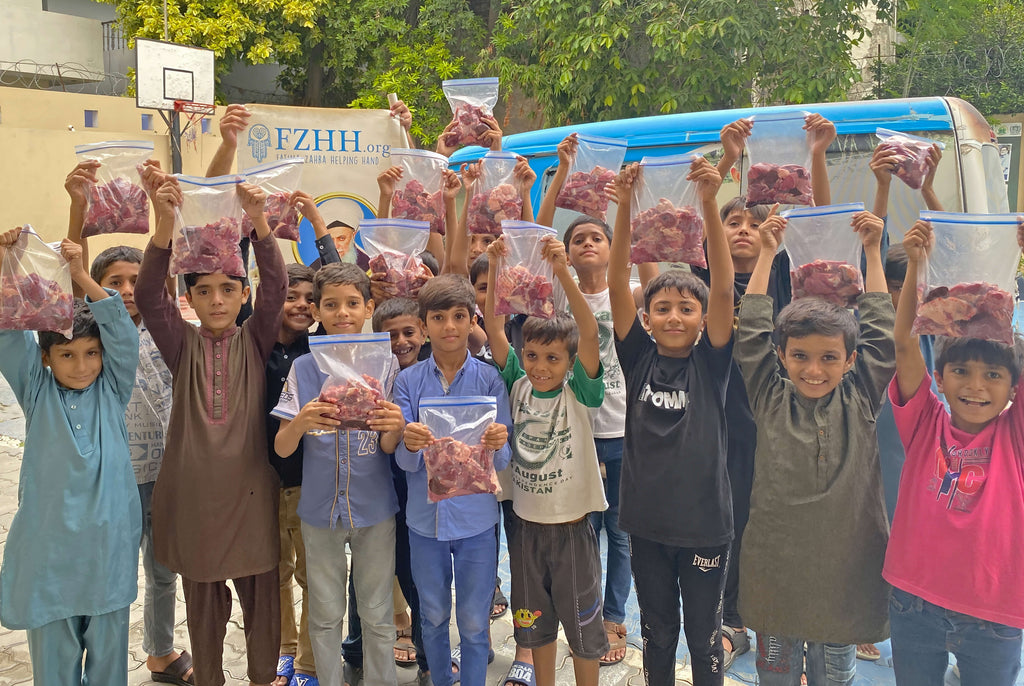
[279,486,315,675]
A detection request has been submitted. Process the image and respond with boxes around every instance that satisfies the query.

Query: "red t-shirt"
[885,373,1024,629]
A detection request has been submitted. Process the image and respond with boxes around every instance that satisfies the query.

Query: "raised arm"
[136,178,186,369]
[546,237,600,378]
[64,160,99,297]
[482,238,512,370]
[607,163,641,341]
[535,134,577,227]
[920,144,944,212]
[746,205,785,297]
[446,162,480,276]
[376,166,402,219]
[716,119,750,181]
[61,240,107,303]
[239,182,287,359]
[805,113,836,207]
[853,211,887,294]
[869,142,900,219]
[440,169,462,274]
[690,157,732,348]
[893,220,931,402]
[514,157,536,223]
[389,98,414,149]
[206,104,250,177]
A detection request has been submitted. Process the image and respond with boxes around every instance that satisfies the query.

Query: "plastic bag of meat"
[629,154,706,267]
[170,174,247,277]
[782,203,866,308]
[494,221,562,319]
[467,152,524,235]
[0,225,74,338]
[554,134,628,222]
[360,218,432,299]
[239,158,304,241]
[875,129,944,190]
[744,112,814,207]
[390,148,448,234]
[442,77,500,149]
[419,395,500,503]
[912,211,1021,344]
[310,332,396,432]
[74,140,154,237]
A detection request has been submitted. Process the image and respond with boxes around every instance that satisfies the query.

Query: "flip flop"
[395,627,418,666]
[492,583,509,619]
[504,661,536,686]
[450,645,495,683]
[599,621,627,667]
[722,626,751,671]
[151,650,195,686]
[856,644,881,661]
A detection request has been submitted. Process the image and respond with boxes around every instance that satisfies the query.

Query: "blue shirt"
[394,352,513,541]
[0,293,141,630]
[271,353,399,530]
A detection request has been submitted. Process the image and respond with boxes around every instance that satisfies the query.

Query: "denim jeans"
[589,438,631,624]
[409,528,497,686]
[755,634,856,686]
[890,587,1022,686]
[138,481,178,658]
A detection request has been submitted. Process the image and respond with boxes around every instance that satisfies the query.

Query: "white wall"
[1,0,104,79]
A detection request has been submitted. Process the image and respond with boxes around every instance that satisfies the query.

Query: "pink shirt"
[885,373,1024,629]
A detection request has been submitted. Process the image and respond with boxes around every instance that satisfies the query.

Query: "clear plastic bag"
[782,203,865,308]
[239,158,304,241]
[875,128,944,191]
[554,134,627,221]
[310,333,395,432]
[913,211,1021,344]
[360,218,432,298]
[745,112,813,207]
[74,141,154,238]
[420,395,499,503]
[467,152,523,236]
[390,149,448,235]
[171,174,246,277]
[629,154,706,267]
[494,221,559,319]
[441,77,500,148]
[0,225,74,337]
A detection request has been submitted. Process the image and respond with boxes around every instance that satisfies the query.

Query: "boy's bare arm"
[691,158,733,348]
[206,105,250,177]
[893,220,930,402]
[445,164,477,276]
[376,166,401,219]
[440,169,462,274]
[608,164,641,341]
[746,205,784,297]
[854,211,887,293]
[547,238,601,378]
[717,119,750,181]
[64,161,100,297]
[482,238,512,369]
[535,134,576,227]
[275,404,341,456]
[515,157,536,222]
[869,143,899,219]
[920,144,944,211]
[806,114,836,207]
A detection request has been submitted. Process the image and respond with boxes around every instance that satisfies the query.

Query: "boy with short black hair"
[735,207,893,686]
[394,274,513,686]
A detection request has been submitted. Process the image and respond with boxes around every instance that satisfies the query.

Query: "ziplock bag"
[782,203,865,308]
[913,211,1021,344]
[240,158,304,241]
[390,149,448,234]
[467,152,523,235]
[0,225,74,337]
[629,154,706,267]
[745,112,813,207]
[494,221,559,319]
[441,77,500,148]
[360,219,432,298]
[875,129,944,190]
[75,141,153,237]
[171,174,246,277]
[310,333,395,431]
[555,134,627,221]
[420,396,500,502]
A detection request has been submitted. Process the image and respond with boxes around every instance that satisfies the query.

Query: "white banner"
[237,104,406,265]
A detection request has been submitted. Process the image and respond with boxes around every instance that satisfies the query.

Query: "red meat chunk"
[630,198,706,267]
[392,180,445,234]
[318,374,386,431]
[555,166,617,219]
[467,184,523,235]
[83,177,150,237]
[791,260,863,308]
[171,219,246,277]
[0,273,74,334]
[913,282,1014,344]
[243,191,300,241]
[423,436,499,502]
[368,251,432,298]
[494,264,555,319]
[878,139,932,190]
[442,104,492,148]
[746,163,813,207]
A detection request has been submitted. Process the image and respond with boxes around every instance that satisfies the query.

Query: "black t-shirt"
[265,336,312,487]
[615,318,734,548]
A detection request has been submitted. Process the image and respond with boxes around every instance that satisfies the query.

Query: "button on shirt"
[394,352,513,541]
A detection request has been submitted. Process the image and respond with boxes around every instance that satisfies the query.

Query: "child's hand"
[512,156,536,194]
[389,99,412,132]
[403,422,434,452]
[377,166,403,196]
[903,220,933,264]
[368,400,405,433]
[462,162,483,192]
[138,159,167,198]
[805,113,836,155]
[442,168,462,202]
[687,157,722,203]
[0,227,23,248]
[436,119,461,157]
[541,235,568,273]
[719,119,751,162]
[608,163,639,207]
[481,115,503,152]
[153,178,183,221]
[60,239,87,280]
[219,104,251,146]
[485,235,507,260]
[757,204,786,253]
[921,144,943,193]
[65,161,100,208]
[291,190,322,221]
[295,400,342,433]
[852,211,884,249]
[369,270,398,304]
[481,422,509,451]
[869,143,903,185]
[237,182,268,219]
[556,133,579,166]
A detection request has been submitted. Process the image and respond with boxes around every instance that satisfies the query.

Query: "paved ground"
[0,376,1018,685]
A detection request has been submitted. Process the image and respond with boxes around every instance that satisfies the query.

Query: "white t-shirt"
[580,288,626,438]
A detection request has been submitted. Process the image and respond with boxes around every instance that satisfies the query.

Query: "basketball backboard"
[135,38,215,111]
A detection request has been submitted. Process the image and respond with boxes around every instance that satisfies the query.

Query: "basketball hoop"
[173,100,216,116]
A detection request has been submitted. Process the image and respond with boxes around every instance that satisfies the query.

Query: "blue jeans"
[589,438,630,624]
[139,481,178,658]
[890,587,1022,686]
[409,528,497,686]
[755,634,856,686]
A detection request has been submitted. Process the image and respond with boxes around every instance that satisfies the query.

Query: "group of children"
[0,99,1021,686]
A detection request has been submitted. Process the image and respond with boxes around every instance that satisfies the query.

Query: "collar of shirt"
[426,350,472,393]
[200,325,238,341]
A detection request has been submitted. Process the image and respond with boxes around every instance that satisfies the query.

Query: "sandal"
[856,643,881,661]
[504,660,536,686]
[722,626,750,671]
[599,620,627,667]
[151,650,195,686]
[293,675,320,686]
[492,582,509,619]
[395,626,418,666]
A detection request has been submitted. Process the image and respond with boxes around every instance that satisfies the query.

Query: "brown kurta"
[136,236,286,582]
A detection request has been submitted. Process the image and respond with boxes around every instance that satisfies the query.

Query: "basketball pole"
[161,2,183,175]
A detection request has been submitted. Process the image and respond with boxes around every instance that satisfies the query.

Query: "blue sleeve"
[0,330,45,412]
[88,291,140,408]
[489,369,513,472]
[393,369,424,473]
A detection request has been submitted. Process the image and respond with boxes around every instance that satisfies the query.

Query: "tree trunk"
[303,40,325,106]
